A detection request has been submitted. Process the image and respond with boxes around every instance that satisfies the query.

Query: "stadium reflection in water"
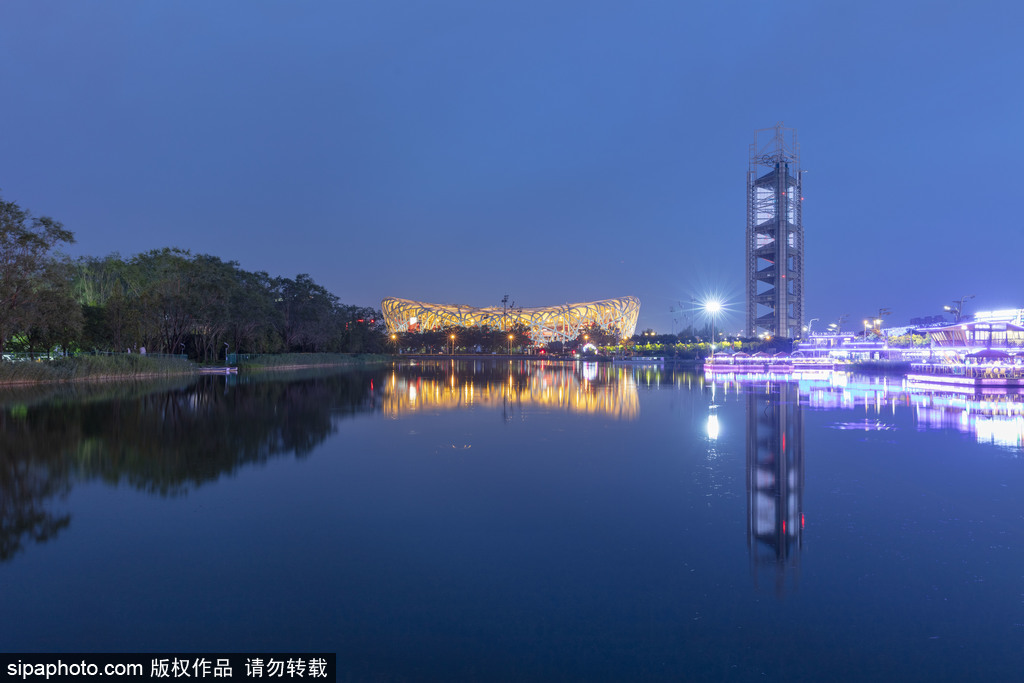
[381,360,640,420]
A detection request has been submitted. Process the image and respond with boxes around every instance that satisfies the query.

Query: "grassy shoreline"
[234,353,389,371]
[0,352,392,385]
[0,354,197,385]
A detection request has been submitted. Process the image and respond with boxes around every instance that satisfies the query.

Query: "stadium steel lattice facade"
[746,123,805,339]
[381,296,641,345]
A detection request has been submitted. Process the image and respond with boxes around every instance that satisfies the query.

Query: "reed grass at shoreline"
[234,353,388,371]
[0,355,196,385]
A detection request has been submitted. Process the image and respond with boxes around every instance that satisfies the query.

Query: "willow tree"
[0,195,75,355]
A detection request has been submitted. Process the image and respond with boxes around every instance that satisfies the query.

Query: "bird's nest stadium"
[381,296,641,344]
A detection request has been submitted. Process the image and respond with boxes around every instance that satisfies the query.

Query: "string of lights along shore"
[746,123,805,340]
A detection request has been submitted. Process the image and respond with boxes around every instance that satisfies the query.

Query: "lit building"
[927,321,1024,351]
[380,296,641,344]
[746,123,805,339]
[972,309,1024,325]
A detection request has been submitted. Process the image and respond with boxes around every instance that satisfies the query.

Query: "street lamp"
[703,299,722,358]
[390,333,398,354]
[863,319,870,338]
[836,314,849,334]
[508,334,514,356]
[449,334,456,356]
[945,294,975,323]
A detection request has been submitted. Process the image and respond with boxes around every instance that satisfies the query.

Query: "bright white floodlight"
[703,298,724,358]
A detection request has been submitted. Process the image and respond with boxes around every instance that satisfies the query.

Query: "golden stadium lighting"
[381,296,641,344]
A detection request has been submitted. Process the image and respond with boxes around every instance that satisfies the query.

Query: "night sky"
[1,2,1021,335]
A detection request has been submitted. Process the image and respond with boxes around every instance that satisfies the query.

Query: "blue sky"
[1,1,1021,335]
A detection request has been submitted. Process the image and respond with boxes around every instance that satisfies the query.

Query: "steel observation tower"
[746,123,804,339]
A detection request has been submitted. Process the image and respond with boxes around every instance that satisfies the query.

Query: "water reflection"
[709,370,1024,595]
[381,360,640,420]
[0,411,73,562]
[0,370,383,562]
[705,411,720,440]
[0,362,644,562]
[0,378,200,561]
[712,371,1024,451]
[802,373,1024,451]
[744,382,804,596]
[9,363,1016,568]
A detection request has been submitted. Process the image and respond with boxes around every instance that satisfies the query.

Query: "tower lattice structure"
[746,123,804,339]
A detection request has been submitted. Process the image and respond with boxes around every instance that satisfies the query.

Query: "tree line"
[0,193,780,361]
[0,194,385,359]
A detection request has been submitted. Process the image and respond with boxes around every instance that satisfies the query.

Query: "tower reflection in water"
[745,382,804,595]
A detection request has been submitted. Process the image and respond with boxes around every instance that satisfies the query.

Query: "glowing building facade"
[746,123,804,339]
[381,296,641,344]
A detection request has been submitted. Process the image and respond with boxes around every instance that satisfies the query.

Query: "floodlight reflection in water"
[706,411,720,440]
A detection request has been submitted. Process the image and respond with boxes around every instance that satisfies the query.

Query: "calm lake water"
[1,360,1023,682]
